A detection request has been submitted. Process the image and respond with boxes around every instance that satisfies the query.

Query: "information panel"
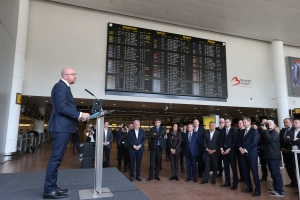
[105,23,228,98]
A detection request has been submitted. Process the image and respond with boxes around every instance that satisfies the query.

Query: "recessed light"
[238,109,240,111]
[217,109,219,110]
[81,102,84,103]
[113,104,116,105]
[142,105,145,106]
[194,108,197,109]
[45,100,48,102]
[240,112,242,113]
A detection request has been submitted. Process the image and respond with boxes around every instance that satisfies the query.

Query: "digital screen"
[287,56,300,97]
[105,23,228,99]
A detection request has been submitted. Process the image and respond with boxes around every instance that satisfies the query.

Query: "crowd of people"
[84,117,300,198]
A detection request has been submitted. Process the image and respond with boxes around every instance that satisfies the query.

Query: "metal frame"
[292,150,300,199]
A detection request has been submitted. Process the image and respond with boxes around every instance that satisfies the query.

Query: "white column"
[5,0,29,153]
[34,107,45,133]
[271,41,289,128]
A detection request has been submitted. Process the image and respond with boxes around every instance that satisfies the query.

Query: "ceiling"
[50,0,300,47]
[20,95,279,125]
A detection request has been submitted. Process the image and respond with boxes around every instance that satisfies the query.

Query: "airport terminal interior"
[2,0,300,199]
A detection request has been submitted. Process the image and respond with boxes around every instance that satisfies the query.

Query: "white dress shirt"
[292,129,300,150]
[210,131,214,140]
[104,129,108,143]
[135,129,139,139]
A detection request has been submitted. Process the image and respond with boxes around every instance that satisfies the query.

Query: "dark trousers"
[237,153,244,180]
[218,155,223,174]
[282,151,297,185]
[72,142,80,153]
[44,133,70,193]
[149,147,162,178]
[103,146,111,167]
[267,159,284,194]
[240,155,261,192]
[186,150,197,179]
[117,147,129,168]
[258,149,268,178]
[180,151,185,170]
[197,153,205,176]
[223,153,238,185]
[130,150,143,178]
[204,155,219,181]
[170,151,180,177]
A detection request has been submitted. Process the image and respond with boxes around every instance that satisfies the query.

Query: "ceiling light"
[240,112,242,113]
[81,102,84,103]
[217,109,219,110]
[142,105,145,106]
[113,104,116,105]
[194,108,197,109]
[45,100,48,102]
[238,109,240,111]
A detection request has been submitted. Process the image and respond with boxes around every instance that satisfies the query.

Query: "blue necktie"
[156,127,160,146]
[188,132,192,143]
[284,128,289,137]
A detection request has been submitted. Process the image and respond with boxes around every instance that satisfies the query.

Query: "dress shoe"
[199,174,203,178]
[201,180,208,184]
[286,183,298,187]
[231,185,237,190]
[252,192,261,197]
[211,180,216,185]
[174,177,179,181]
[242,188,253,193]
[155,177,161,181]
[43,190,68,199]
[194,179,198,183]
[169,176,174,181]
[220,182,231,187]
[130,177,134,182]
[136,178,142,181]
[146,178,153,182]
[260,177,267,182]
[185,178,191,182]
[56,187,68,193]
[118,166,121,171]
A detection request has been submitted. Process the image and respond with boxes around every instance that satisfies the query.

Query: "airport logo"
[231,76,252,88]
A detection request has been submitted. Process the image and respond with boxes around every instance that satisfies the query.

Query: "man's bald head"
[61,68,77,85]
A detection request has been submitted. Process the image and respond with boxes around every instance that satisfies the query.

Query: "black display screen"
[105,23,228,99]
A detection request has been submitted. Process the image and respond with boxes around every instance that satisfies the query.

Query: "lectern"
[79,110,115,199]
[292,150,300,199]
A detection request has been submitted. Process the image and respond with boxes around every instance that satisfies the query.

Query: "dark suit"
[203,130,221,182]
[183,131,201,180]
[180,131,186,171]
[128,129,146,179]
[148,126,166,179]
[221,127,238,185]
[103,129,113,167]
[216,126,224,175]
[194,126,206,177]
[238,127,261,193]
[44,80,80,193]
[279,127,297,185]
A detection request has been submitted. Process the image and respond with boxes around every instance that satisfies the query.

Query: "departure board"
[105,23,228,99]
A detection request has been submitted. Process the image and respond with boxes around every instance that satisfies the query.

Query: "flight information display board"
[105,23,228,99]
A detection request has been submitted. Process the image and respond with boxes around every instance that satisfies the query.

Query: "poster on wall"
[286,56,300,96]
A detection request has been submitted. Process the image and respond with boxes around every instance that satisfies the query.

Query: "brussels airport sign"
[231,76,252,88]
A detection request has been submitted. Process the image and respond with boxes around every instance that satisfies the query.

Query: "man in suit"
[216,118,225,177]
[280,118,297,187]
[147,119,166,181]
[193,119,205,178]
[220,118,238,190]
[257,118,268,182]
[183,123,202,183]
[201,121,221,184]
[43,68,90,199]
[180,125,187,172]
[238,117,261,197]
[103,121,113,168]
[237,120,245,182]
[128,120,146,182]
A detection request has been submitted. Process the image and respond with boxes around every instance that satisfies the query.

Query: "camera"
[260,122,269,129]
[122,124,127,129]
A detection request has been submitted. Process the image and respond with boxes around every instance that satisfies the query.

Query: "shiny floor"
[0,141,299,200]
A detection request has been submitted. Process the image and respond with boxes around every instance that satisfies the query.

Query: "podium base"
[79,188,113,199]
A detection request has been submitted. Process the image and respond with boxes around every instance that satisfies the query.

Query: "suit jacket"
[238,127,258,157]
[149,126,166,150]
[103,129,113,148]
[48,80,80,133]
[194,126,205,153]
[283,127,300,151]
[86,134,95,142]
[128,129,146,152]
[204,130,221,156]
[280,127,292,149]
[167,131,181,152]
[220,127,238,154]
[183,131,201,157]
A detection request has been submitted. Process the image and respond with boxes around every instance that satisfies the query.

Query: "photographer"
[117,124,129,172]
[86,126,95,142]
[257,118,268,182]
[261,120,284,197]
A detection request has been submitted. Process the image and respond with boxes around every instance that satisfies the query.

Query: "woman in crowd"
[167,123,181,181]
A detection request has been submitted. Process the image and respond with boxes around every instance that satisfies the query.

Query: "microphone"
[85,89,97,99]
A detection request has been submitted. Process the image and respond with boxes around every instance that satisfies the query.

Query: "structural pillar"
[4,0,29,154]
[271,41,289,128]
[34,107,45,133]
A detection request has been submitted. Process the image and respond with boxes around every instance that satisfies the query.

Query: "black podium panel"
[83,142,95,157]
[82,157,95,168]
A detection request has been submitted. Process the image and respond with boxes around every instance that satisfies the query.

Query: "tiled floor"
[1,141,299,200]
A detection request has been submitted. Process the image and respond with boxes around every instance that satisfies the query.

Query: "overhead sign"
[16,93,22,105]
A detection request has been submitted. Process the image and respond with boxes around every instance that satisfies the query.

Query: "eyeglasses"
[65,73,77,76]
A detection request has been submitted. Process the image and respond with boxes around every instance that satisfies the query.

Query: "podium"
[79,110,114,199]
[292,150,300,199]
